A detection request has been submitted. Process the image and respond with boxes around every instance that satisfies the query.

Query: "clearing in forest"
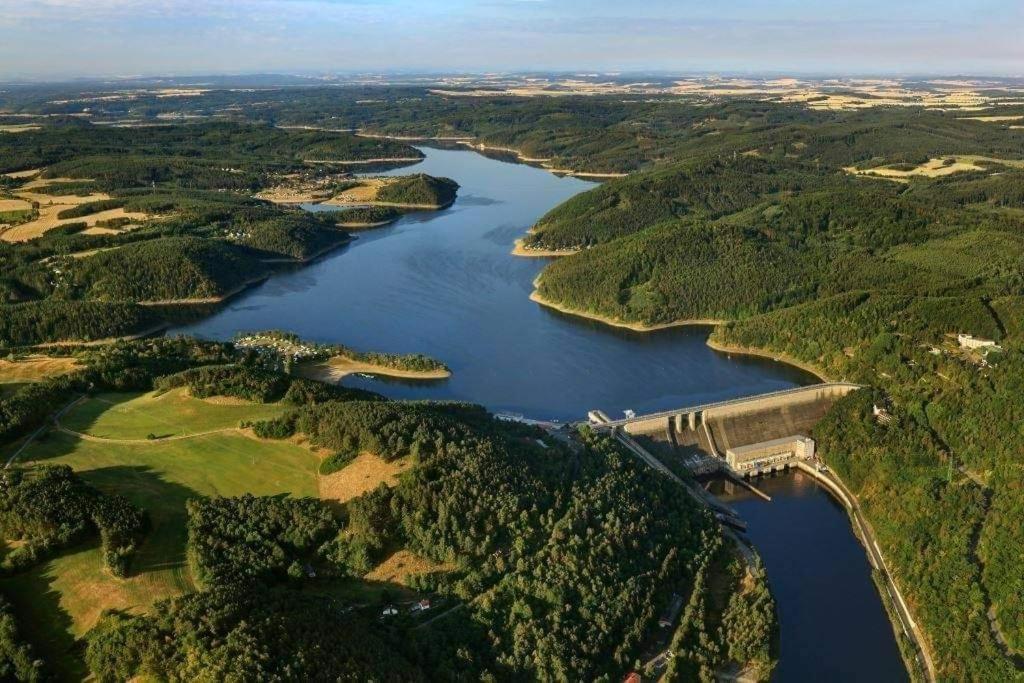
[364,549,450,585]
[318,451,411,503]
[844,156,986,179]
[0,356,81,383]
[60,388,288,440]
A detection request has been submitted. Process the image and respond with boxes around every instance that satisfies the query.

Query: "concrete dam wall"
[620,383,860,458]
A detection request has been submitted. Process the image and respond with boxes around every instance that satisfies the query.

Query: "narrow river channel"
[170,146,908,681]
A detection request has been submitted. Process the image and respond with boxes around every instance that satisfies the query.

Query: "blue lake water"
[170,146,908,682]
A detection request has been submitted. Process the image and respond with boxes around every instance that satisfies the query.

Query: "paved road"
[4,394,86,468]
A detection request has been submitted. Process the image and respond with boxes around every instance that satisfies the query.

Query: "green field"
[61,388,288,439]
[4,389,320,678]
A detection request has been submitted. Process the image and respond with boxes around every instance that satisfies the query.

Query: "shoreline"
[356,130,629,179]
[321,198,453,210]
[511,238,578,258]
[528,278,829,380]
[303,157,424,165]
[337,219,396,229]
[137,236,355,305]
[136,275,271,306]
[704,338,831,382]
[529,287,724,332]
[299,357,452,383]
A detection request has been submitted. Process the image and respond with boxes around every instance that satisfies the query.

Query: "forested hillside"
[503,99,1024,679]
[375,173,459,207]
[3,82,1024,680]
[0,337,774,681]
[0,121,452,344]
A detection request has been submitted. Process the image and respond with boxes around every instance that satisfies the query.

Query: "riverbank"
[299,356,452,383]
[705,339,831,383]
[511,238,578,257]
[792,462,935,681]
[354,130,628,179]
[529,284,724,332]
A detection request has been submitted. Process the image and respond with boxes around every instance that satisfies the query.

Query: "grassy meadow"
[4,389,321,678]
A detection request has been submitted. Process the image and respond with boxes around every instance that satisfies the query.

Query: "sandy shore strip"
[136,275,271,306]
[300,356,452,382]
[528,285,830,379]
[529,288,723,332]
[355,130,630,179]
[511,238,578,257]
[336,219,396,230]
[2,169,42,179]
[304,157,424,165]
[705,338,830,382]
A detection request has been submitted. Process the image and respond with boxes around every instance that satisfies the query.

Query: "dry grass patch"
[2,169,41,179]
[0,356,81,383]
[960,115,1024,123]
[0,198,32,212]
[845,157,986,180]
[0,124,41,133]
[1,206,148,243]
[318,452,411,504]
[364,549,450,585]
[326,178,390,204]
[19,176,95,191]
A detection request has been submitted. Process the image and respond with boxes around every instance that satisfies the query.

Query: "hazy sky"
[1,0,1022,79]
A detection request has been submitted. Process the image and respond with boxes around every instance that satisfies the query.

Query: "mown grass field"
[61,388,287,439]
[3,389,320,679]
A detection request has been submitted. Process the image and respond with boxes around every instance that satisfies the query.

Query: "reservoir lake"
[171,146,908,682]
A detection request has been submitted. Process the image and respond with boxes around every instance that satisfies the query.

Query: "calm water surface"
[170,147,907,681]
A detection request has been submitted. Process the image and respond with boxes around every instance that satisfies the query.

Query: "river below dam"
[170,146,908,681]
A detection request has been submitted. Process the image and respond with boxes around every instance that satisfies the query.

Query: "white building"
[957,334,1001,351]
[725,435,815,476]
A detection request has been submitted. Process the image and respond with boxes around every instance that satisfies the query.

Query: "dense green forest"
[3,82,1024,679]
[0,121,444,343]
[473,95,1024,679]
[0,121,418,179]
[0,466,146,578]
[375,173,459,207]
[0,337,771,680]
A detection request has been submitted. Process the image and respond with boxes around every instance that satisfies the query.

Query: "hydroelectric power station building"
[725,435,816,476]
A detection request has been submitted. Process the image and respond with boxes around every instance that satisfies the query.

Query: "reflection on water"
[719,473,909,682]
[170,146,815,421]
[169,146,907,681]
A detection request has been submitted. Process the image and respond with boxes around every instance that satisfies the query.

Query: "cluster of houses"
[234,333,327,363]
[381,598,431,618]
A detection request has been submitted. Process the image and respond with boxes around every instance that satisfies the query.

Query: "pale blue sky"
[1,0,1022,79]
